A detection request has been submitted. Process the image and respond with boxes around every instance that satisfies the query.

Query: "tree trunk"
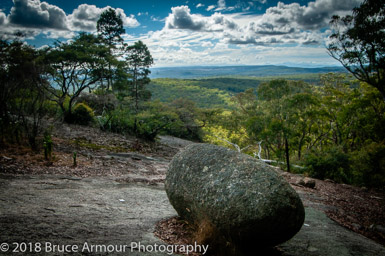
[64,98,75,123]
[298,130,306,160]
[285,137,290,172]
[134,69,139,113]
[298,139,303,160]
[377,84,385,102]
[58,100,66,115]
[134,116,138,136]
[107,62,113,91]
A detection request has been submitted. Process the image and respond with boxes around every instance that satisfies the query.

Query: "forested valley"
[148,74,385,188]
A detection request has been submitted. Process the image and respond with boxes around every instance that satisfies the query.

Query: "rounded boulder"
[165,143,305,249]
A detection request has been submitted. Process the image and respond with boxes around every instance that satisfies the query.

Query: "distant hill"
[148,65,348,109]
[150,65,346,79]
[148,74,328,109]
[148,78,234,109]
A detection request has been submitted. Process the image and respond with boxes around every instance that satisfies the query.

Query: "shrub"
[43,131,53,160]
[77,92,118,115]
[135,109,179,141]
[303,146,351,183]
[350,142,385,188]
[166,98,204,141]
[100,102,180,141]
[68,103,94,125]
[106,108,134,134]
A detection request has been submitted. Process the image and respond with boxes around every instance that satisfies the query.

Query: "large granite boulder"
[165,143,305,250]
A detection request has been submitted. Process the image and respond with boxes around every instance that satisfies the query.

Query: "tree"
[285,92,321,160]
[124,41,153,112]
[123,41,153,135]
[257,79,295,172]
[135,101,178,141]
[0,39,51,149]
[97,8,125,45]
[235,80,316,171]
[45,33,111,122]
[327,0,385,100]
[167,98,210,141]
[0,39,15,129]
[97,8,125,91]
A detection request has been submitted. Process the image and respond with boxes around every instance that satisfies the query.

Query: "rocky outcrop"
[165,143,305,251]
[298,177,316,189]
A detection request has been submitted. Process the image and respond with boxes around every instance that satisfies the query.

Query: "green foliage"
[304,142,385,188]
[43,131,53,161]
[97,8,125,45]
[0,38,52,149]
[165,98,207,141]
[68,103,94,125]
[303,147,351,183]
[147,75,326,110]
[45,33,114,121]
[245,79,314,171]
[77,92,118,115]
[148,79,234,109]
[202,74,385,187]
[184,78,259,94]
[350,142,385,188]
[96,8,126,92]
[328,0,385,100]
[135,104,178,141]
[2,27,384,188]
[203,123,250,151]
[124,41,154,112]
[100,101,179,141]
[103,108,133,134]
[101,98,213,142]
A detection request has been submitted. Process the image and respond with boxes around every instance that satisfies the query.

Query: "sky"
[0,0,363,67]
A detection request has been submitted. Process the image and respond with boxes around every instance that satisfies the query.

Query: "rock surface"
[0,174,176,256]
[1,173,384,256]
[165,143,305,249]
[298,177,317,189]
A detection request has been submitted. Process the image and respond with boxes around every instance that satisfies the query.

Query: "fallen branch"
[214,135,245,153]
[214,136,276,164]
[212,136,306,169]
[252,140,277,163]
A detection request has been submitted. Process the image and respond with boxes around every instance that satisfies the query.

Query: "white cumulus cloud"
[8,0,68,30]
[165,6,237,32]
[0,11,6,25]
[0,0,139,39]
[164,0,362,47]
[68,4,139,32]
